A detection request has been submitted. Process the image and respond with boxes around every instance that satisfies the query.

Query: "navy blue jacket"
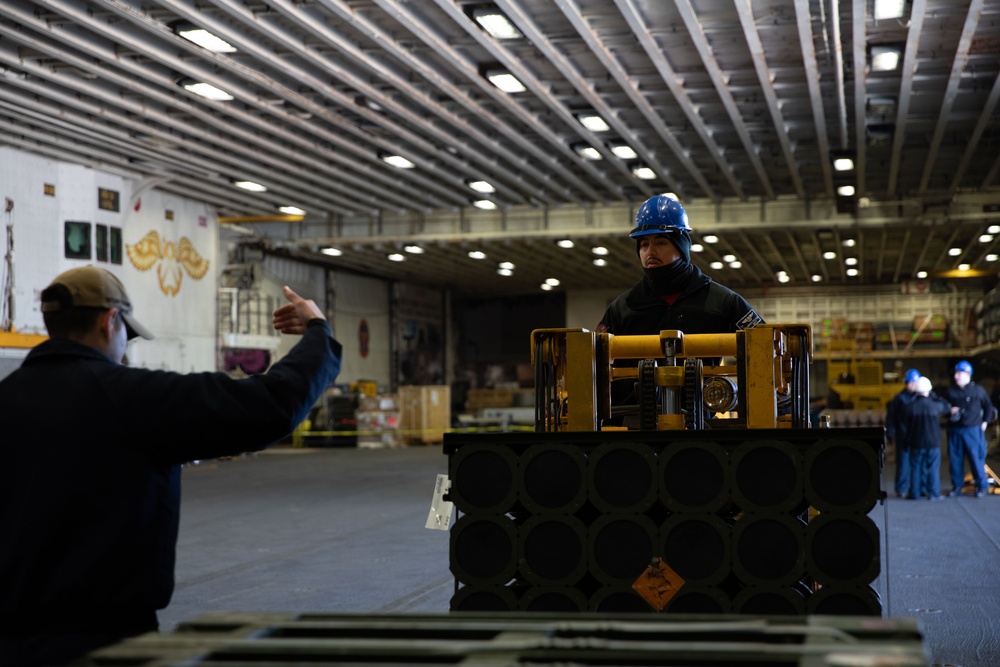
[901,394,952,449]
[944,382,997,429]
[885,389,919,447]
[0,319,341,632]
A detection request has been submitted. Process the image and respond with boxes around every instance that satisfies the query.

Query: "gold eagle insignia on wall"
[126,230,210,296]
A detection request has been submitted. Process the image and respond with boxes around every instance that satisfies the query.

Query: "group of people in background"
[886,361,998,500]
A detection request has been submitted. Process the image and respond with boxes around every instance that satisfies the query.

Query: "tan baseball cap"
[40,265,154,340]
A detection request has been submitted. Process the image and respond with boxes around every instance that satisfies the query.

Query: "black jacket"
[901,394,952,449]
[944,382,997,428]
[597,264,762,406]
[0,319,341,632]
[598,264,762,337]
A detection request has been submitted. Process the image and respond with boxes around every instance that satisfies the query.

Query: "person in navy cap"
[902,376,954,500]
[886,368,922,498]
[944,360,996,497]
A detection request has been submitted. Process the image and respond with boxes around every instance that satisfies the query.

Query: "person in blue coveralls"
[885,368,922,498]
[944,360,997,497]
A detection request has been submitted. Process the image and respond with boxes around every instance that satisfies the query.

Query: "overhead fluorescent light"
[842,239,856,247]
[845,257,858,266]
[703,235,718,244]
[498,261,515,270]
[811,274,823,282]
[279,205,306,215]
[232,180,267,192]
[958,263,971,271]
[472,8,522,39]
[404,245,424,254]
[846,268,859,277]
[837,185,856,197]
[591,246,609,256]
[987,254,999,262]
[710,261,724,270]
[556,239,574,249]
[320,247,343,256]
[916,270,928,278]
[989,225,1000,234]
[175,26,237,53]
[631,165,657,180]
[823,251,837,260]
[468,250,487,259]
[387,253,405,262]
[833,158,854,171]
[497,268,513,276]
[545,278,560,286]
[691,243,704,253]
[722,254,736,262]
[874,0,906,20]
[182,81,234,101]
[467,180,496,193]
[980,235,994,243]
[948,247,962,256]
[473,200,497,210]
[573,144,603,160]
[541,283,553,291]
[380,154,415,169]
[729,261,742,269]
[577,114,610,132]
[609,143,638,159]
[870,45,901,72]
[486,70,526,93]
[593,258,607,267]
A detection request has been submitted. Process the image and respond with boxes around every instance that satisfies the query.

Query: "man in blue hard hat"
[944,360,996,497]
[886,368,922,498]
[597,193,763,418]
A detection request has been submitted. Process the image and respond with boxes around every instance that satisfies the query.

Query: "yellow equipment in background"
[530,324,812,432]
[827,357,902,411]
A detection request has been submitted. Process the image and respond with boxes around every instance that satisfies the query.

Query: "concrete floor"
[159,444,1000,667]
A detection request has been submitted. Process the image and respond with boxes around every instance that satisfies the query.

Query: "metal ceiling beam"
[673,0,770,199]
[887,0,927,196]
[918,0,983,194]
[483,0,655,196]
[950,69,1000,193]
[549,0,726,199]
[734,0,805,199]
[852,0,867,196]
[793,0,834,198]
[311,0,594,205]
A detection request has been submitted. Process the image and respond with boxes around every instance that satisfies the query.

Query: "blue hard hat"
[904,368,920,383]
[630,194,691,238]
[954,360,973,375]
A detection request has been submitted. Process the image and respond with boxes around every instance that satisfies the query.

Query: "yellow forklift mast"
[530,324,812,432]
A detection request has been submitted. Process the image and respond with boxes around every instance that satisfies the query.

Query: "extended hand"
[272,286,326,335]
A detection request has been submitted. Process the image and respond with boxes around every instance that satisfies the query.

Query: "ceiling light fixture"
[710,261,724,270]
[541,283,553,291]
[592,246,609,256]
[577,114,611,132]
[173,23,237,53]
[811,274,823,282]
[729,261,742,269]
[573,143,603,160]
[980,234,994,243]
[497,268,513,276]
[916,270,928,279]
[722,254,736,263]
[958,263,971,271]
[593,258,607,267]
[232,180,267,192]
[703,235,719,244]
[320,247,342,257]
[837,185,856,197]
[631,165,657,180]
[388,253,405,262]
[874,0,906,20]
[486,69,526,93]
[472,200,497,210]
[545,278,560,286]
[468,250,487,260]
[556,239,574,249]
[846,268,859,277]
[870,45,902,72]
[498,261,515,270]
[833,158,855,171]
[948,247,962,256]
[823,251,837,260]
[380,153,415,169]
[988,254,1000,262]
[843,239,856,247]
[467,180,496,193]
[845,257,858,266]
[472,8,522,39]
[181,80,234,101]
[609,143,638,159]
[278,205,306,215]
[691,243,704,253]
[404,245,424,254]
[989,225,1000,234]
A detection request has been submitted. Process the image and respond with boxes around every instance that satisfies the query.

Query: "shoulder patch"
[736,310,763,330]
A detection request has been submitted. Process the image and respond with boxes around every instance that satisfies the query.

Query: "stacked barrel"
[447,428,883,615]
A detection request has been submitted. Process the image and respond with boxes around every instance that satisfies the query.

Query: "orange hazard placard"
[631,557,685,612]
